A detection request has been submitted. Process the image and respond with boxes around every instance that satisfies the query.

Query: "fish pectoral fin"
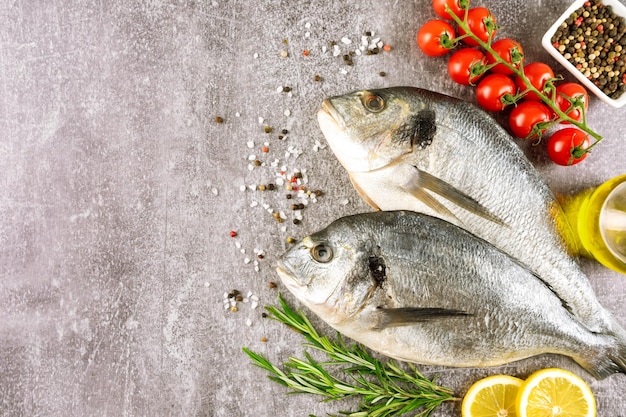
[372,307,471,330]
[349,173,381,210]
[406,167,508,227]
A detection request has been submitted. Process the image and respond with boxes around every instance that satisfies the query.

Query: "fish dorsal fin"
[372,307,471,330]
[402,167,508,227]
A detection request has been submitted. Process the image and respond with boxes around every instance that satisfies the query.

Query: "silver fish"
[277,211,626,379]
[317,86,624,340]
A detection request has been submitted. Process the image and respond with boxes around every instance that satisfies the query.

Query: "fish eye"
[363,94,385,113]
[311,244,333,263]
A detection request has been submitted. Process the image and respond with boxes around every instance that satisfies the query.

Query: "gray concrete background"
[1,1,625,416]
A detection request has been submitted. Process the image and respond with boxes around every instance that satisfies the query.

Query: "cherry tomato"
[476,74,516,112]
[555,82,589,123]
[487,38,523,75]
[508,101,552,139]
[432,0,466,20]
[447,48,487,85]
[417,20,456,57]
[515,62,555,101]
[546,128,590,166]
[459,7,496,46]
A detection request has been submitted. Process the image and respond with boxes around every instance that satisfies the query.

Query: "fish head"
[318,87,437,172]
[276,221,376,325]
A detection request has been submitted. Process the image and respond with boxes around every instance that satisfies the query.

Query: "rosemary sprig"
[243,294,458,417]
[447,2,603,153]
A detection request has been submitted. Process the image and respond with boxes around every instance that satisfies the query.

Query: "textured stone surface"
[1,1,625,416]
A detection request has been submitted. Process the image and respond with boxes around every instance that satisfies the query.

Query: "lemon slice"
[516,368,596,417]
[462,374,524,417]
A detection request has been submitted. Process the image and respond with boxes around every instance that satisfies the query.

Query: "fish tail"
[576,327,626,380]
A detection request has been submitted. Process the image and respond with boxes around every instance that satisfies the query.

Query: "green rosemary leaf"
[243,294,458,416]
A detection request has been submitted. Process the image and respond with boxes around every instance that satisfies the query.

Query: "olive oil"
[562,175,626,275]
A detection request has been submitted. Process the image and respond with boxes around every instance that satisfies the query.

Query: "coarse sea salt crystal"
[284,109,291,117]
[340,68,348,75]
[276,178,284,186]
[235,112,241,117]
[270,159,279,167]
[332,44,341,57]
[247,164,254,171]
[235,241,242,249]
[305,31,310,38]
[244,257,251,264]
[341,37,352,45]
[248,154,256,161]
[322,45,327,53]
[305,22,311,29]
[248,185,256,191]
[247,141,254,148]
[239,185,246,192]
[212,188,218,195]
[253,53,259,59]
[246,318,252,326]
[250,201,258,207]
[340,199,349,205]
[355,49,362,56]
[258,117,264,124]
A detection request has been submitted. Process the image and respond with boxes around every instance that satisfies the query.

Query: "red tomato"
[546,128,590,166]
[515,62,555,101]
[432,0,466,20]
[476,74,516,112]
[487,38,524,75]
[508,101,552,138]
[459,7,496,46]
[447,48,487,85]
[417,20,456,57]
[555,82,589,123]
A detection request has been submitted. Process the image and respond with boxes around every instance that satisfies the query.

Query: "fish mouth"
[276,261,302,289]
[318,99,346,130]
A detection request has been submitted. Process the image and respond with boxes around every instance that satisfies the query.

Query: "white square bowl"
[542,0,626,108]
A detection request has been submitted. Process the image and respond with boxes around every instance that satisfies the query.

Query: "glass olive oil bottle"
[561,174,626,275]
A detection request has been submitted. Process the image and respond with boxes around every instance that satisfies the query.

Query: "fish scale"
[276,211,626,379]
[317,86,625,342]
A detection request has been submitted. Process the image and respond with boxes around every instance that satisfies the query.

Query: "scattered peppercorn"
[285,194,292,199]
[253,159,261,166]
[260,337,268,342]
[293,219,301,225]
[230,230,237,237]
[268,281,277,289]
[263,125,272,133]
[283,86,292,92]
[314,74,322,82]
[379,71,387,77]
[258,184,266,191]
[302,49,310,56]
[214,116,224,123]
[286,237,295,244]
[281,129,288,134]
